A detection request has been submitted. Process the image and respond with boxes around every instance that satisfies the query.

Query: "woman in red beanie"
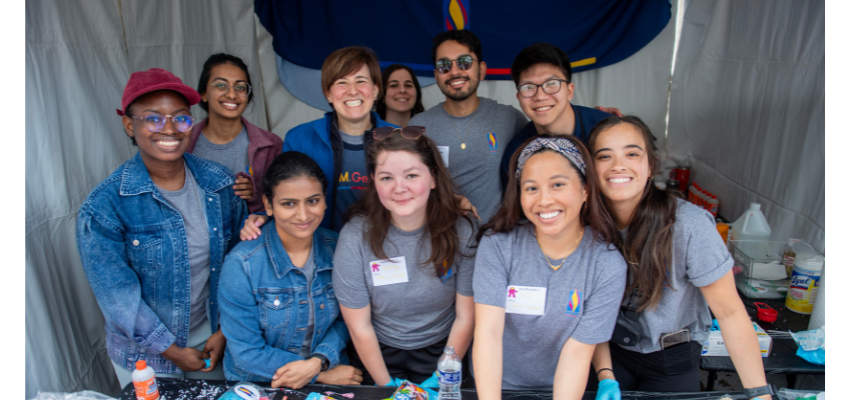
[76,68,248,388]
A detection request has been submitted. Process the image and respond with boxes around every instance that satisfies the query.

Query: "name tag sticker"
[437,146,450,167]
[505,285,547,315]
[369,257,409,286]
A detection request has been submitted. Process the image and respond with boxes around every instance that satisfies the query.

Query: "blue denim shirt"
[219,221,350,382]
[76,152,248,373]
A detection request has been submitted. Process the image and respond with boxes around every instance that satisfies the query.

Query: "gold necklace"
[537,230,584,271]
[446,108,479,150]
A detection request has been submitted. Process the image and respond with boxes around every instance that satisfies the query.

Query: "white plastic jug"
[729,203,771,242]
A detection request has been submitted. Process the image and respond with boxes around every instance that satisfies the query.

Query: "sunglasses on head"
[435,55,476,75]
[372,126,426,140]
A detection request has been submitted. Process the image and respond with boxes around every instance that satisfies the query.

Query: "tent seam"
[25,212,79,239]
[117,0,129,59]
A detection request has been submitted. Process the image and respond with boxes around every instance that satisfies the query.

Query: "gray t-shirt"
[473,224,626,390]
[332,215,477,349]
[192,127,250,176]
[618,199,732,353]
[409,98,527,222]
[334,131,368,229]
[156,167,210,332]
[298,248,316,359]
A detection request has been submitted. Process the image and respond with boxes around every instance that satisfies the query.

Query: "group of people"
[76,28,773,400]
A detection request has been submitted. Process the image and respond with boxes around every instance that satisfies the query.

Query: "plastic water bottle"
[437,346,461,400]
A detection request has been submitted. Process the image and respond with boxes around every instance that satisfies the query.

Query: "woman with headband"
[472,134,626,400]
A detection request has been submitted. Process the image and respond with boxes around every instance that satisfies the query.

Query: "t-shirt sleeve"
[513,108,529,133]
[331,221,371,309]
[473,232,511,308]
[455,218,479,297]
[571,248,628,345]
[684,206,733,287]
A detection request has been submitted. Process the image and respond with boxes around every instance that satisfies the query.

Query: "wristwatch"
[744,384,775,399]
[311,353,330,372]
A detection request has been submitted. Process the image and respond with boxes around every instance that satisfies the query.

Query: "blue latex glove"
[419,371,439,388]
[380,377,405,387]
[596,379,621,400]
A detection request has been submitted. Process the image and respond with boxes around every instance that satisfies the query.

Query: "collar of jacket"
[263,220,334,279]
[118,152,234,196]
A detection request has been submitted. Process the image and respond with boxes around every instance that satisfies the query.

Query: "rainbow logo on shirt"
[565,290,582,317]
[488,132,498,154]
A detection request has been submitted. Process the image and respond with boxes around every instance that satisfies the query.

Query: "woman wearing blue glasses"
[76,68,248,387]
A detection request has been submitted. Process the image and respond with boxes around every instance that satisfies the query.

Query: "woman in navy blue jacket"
[241,46,396,236]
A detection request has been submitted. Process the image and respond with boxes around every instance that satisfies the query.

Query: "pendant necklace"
[447,108,478,150]
[537,230,584,271]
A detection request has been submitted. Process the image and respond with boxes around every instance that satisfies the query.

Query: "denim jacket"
[76,152,248,373]
[219,221,349,382]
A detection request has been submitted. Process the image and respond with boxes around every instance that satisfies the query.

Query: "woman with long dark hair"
[189,53,283,213]
[587,116,771,399]
[472,134,626,400]
[332,128,476,386]
[376,64,425,127]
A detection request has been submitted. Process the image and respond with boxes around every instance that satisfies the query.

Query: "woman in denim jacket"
[218,152,362,388]
[76,68,248,387]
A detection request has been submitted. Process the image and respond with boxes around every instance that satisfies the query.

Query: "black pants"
[348,337,448,385]
[604,341,702,392]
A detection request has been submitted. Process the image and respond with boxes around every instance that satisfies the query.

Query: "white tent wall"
[667,0,825,253]
[26,0,131,397]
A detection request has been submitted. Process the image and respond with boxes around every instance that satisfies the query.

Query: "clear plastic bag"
[791,326,825,365]
[31,391,116,400]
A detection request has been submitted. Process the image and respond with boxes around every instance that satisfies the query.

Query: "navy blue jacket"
[281,112,397,231]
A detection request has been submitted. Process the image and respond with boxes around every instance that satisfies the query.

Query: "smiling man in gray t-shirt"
[409,30,527,223]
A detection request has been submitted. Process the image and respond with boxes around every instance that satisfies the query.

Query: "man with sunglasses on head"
[499,42,615,188]
[409,29,528,223]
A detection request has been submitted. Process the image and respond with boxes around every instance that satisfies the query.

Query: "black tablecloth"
[699,296,824,375]
[119,378,755,400]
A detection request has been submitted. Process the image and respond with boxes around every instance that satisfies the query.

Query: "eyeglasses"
[517,79,570,98]
[208,81,252,97]
[435,55,476,75]
[372,126,426,140]
[131,113,195,133]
